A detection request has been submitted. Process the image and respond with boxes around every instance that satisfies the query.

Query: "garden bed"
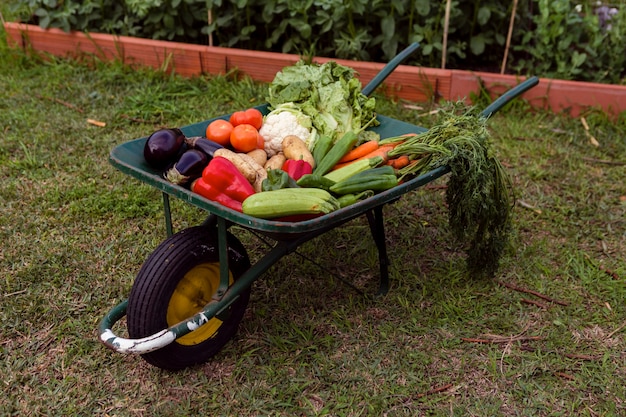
[4,21,626,117]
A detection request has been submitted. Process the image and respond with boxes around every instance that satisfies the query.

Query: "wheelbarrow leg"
[162,192,174,237]
[366,206,390,296]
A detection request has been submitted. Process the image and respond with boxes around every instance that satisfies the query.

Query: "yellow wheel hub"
[166,262,233,346]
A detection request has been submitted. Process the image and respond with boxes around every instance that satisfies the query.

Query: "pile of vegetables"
[142,61,514,277]
[142,112,397,217]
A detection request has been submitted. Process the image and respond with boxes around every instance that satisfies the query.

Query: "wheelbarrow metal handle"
[361,42,420,97]
[480,76,540,118]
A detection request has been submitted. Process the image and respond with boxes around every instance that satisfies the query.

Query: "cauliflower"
[259,104,317,157]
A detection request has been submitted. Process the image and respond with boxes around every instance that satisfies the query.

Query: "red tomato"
[257,132,264,150]
[205,119,234,146]
[230,124,261,153]
[229,108,263,130]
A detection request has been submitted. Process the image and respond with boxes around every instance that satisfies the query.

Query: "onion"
[143,128,186,169]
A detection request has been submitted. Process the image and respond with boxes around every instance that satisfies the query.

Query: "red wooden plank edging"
[4,22,625,116]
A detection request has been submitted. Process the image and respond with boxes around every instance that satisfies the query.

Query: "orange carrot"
[386,155,410,169]
[331,143,399,171]
[337,140,379,163]
[331,159,357,171]
[360,143,398,160]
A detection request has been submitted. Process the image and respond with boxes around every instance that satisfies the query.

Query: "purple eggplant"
[164,149,208,185]
[186,136,224,157]
[143,128,186,169]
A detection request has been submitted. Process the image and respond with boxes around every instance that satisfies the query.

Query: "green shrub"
[14,0,207,41]
[8,0,626,84]
[202,0,522,69]
[513,0,626,83]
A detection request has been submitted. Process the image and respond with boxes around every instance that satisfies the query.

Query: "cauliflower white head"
[259,106,314,157]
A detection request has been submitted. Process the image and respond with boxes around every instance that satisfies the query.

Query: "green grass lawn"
[1,25,625,416]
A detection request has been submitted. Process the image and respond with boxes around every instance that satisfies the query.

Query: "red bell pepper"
[192,156,255,211]
[282,159,312,180]
[191,177,244,212]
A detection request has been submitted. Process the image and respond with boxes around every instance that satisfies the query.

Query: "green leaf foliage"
[9,0,626,83]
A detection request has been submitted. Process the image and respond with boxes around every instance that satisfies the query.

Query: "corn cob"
[242,188,340,219]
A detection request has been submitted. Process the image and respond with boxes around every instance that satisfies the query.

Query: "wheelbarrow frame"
[99,115,450,354]
[98,46,539,358]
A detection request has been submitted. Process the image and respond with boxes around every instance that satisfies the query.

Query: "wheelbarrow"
[98,43,539,370]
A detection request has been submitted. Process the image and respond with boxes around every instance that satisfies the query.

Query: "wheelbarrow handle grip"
[480,76,540,118]
[361,42,421,97]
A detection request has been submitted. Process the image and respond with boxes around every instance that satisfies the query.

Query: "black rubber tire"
[126,226,251,370]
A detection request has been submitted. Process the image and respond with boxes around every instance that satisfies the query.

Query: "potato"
[247,148,268,167]
[282,135,315,169]
[213,148,256,183]
[237,152,268,193]
[264,152,287,171]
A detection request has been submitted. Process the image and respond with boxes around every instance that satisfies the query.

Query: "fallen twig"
[580,117,600,147]
[517,199,542,214]
[4,289,28,297]
[497,280,569,306]
[416,383,454,398]
[36,94,84,113]
[554,371,575,380]
[87,118,106,127]
[607,320,626,339]
[461,337,494,344]
[462,324,543,344]
[401,104,424,111]
[386,383,455,413]
[521,298,548,309]
[461,335,543,344]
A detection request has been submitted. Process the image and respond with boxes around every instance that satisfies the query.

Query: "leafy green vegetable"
[387,104,514,278]
[267,60,379,149]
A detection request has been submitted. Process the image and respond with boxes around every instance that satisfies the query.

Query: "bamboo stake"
[208,9,213,47]
[442,0,452,69]
[501,0,519,74]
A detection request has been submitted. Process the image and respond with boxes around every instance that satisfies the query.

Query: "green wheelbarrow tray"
[106,111,450,234]
[104,77,539,238]
[98,44,539,361]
